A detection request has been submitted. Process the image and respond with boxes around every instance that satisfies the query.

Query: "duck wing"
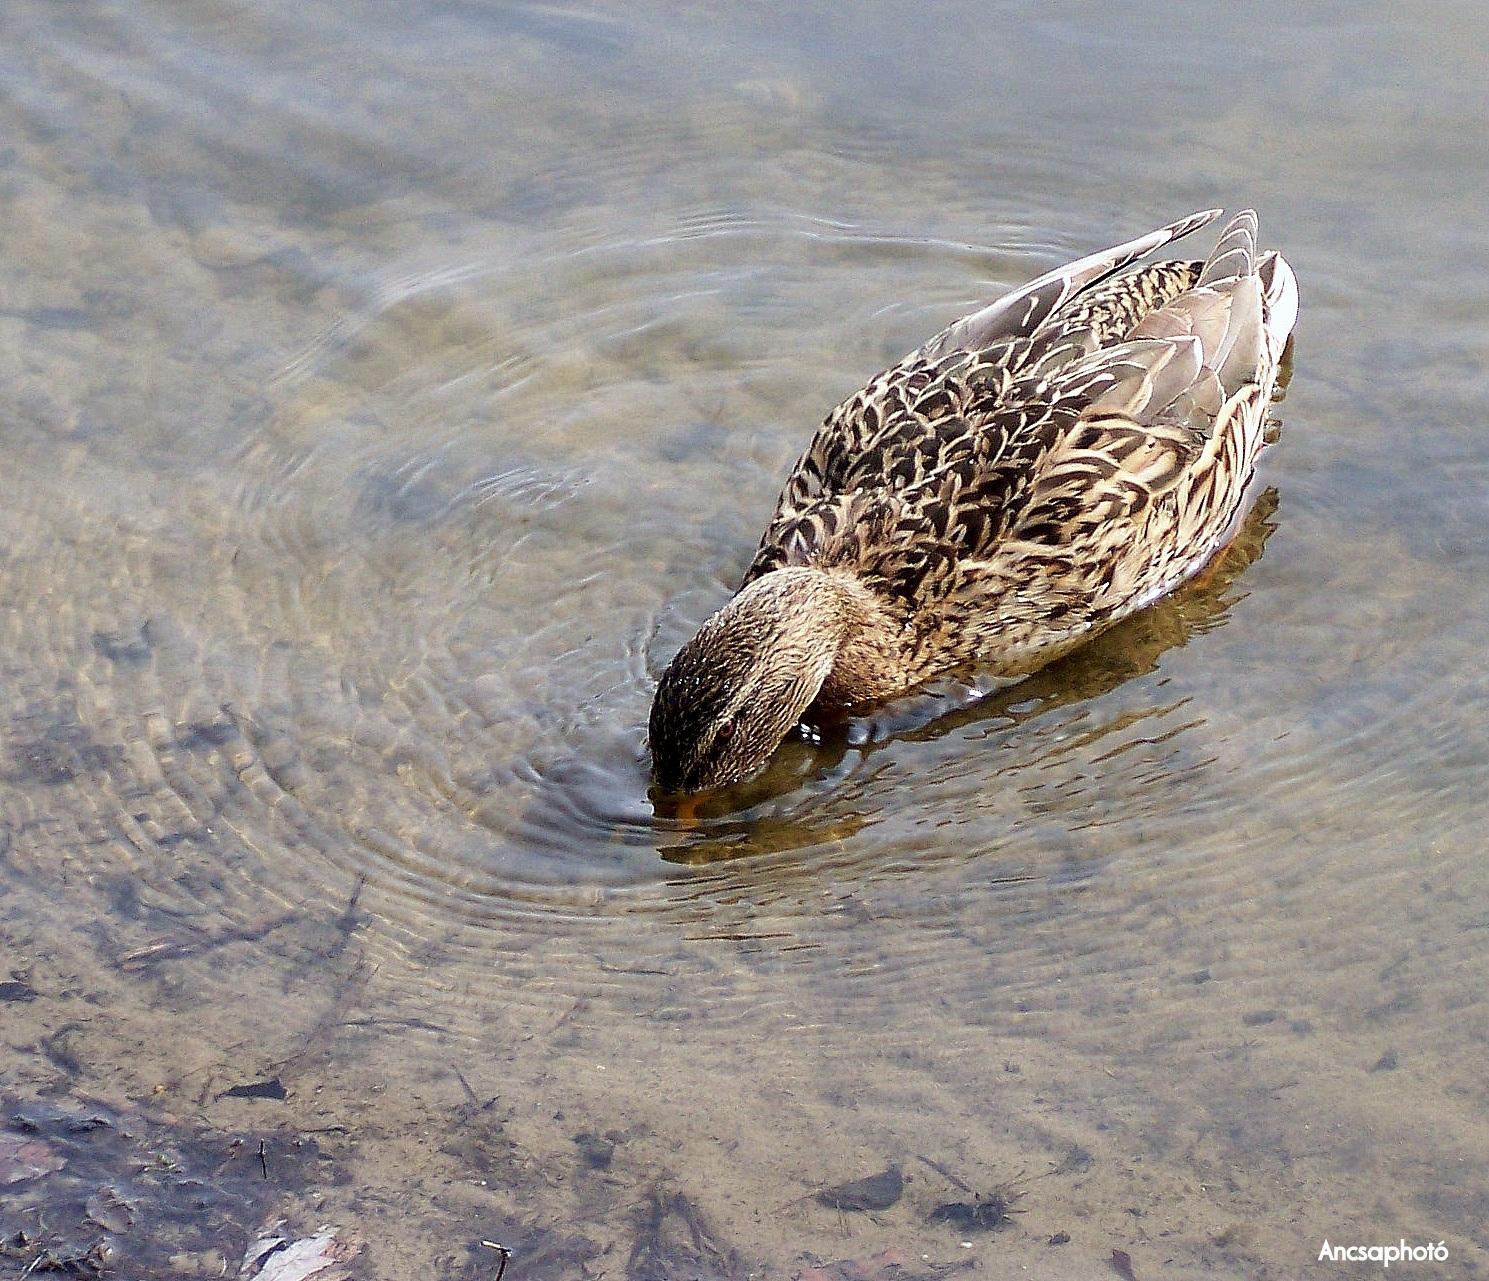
[743,211,1224,586]
[951,210,1299,621]
[742,334,1206,610]
[918,207,1222,360]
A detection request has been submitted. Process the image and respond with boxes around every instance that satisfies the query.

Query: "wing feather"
[1196,208,1257,286]
[920,208,1222,360]
[1059,335,1204,420]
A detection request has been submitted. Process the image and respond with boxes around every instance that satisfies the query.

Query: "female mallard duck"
[650,209,1298,792]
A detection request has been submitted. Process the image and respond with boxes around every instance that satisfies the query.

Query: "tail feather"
[1212,275,1265,393]
[1258,250,1299,364]
[923,208,1224,359]
[1128,210,1295,397]
[925,208,1296,402]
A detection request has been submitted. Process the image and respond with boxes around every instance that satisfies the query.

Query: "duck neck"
[745,567,906,710]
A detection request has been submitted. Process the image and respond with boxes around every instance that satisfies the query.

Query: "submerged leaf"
[86,1186,135,1233]
[0,1133,65,1184]
[222,1077,288,1101]
[240,1227,354,1281]
[816,1165,903,1212]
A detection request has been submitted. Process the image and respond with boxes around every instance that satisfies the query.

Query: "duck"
[649,209,1298,793]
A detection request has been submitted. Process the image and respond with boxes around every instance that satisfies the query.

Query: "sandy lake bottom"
[2,2,1488,1278]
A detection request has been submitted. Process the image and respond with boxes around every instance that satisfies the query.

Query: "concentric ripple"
[0,188,1479,1066]
[0,0,1485,1066]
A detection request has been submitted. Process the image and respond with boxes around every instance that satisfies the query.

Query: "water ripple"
[2,206,1479,1062]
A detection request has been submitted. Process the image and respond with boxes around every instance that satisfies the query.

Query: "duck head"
[649,568,853,792]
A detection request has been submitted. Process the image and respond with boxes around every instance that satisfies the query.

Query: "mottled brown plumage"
[650,210,1299,792]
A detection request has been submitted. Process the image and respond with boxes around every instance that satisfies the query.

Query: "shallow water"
[2,2,1488,1277]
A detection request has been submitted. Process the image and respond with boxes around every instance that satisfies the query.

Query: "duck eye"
[714,720,735,744]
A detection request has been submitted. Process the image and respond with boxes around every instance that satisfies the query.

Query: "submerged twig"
[453,1065,480,1106]
[324,875,368,961]
[481,1240,511,1281]
[117,913,297,972]
[915,1153,973,1194]
[272,953,372,1080]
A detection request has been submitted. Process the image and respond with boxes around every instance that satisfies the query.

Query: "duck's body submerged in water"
[649,209,1298,793]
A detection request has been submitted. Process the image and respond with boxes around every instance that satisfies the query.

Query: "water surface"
[2,2,1487,1277]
